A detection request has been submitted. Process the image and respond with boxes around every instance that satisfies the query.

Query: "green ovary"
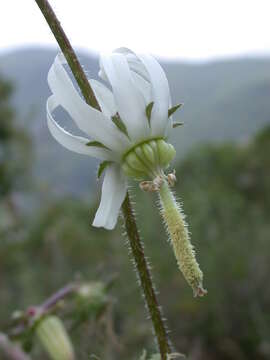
[122,139,176,180]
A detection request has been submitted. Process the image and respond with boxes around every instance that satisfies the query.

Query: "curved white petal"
[114,48,150,81]
[89,79,116,117]
[137,54,170,136]
[93,163,127,230]
[114,47,152,105]
[100,53,150,142]
[48,54,130,154]
[114,49,171,137]
[131,71,152,105]
[47,96,116,161]
[101,47,149,80]
[135,54,171,137]
[113,50,151,110]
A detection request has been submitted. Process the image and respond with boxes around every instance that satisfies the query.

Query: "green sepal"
[97,161,112,179]
[173,122,184,128]
[86,140,109,149]
[168,103,183,117]
[145,102,154,125]
[111,113,129,138]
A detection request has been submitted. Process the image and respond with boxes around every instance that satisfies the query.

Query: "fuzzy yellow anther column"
[158,180,207,297]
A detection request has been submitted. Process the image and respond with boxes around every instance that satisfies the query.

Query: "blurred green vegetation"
[1,75,270,359]
[0,76,31,198]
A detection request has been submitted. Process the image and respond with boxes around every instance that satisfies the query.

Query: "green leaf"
[97,161,113,179]
[145,102,154,124]
[168,103,183,117]
[173,122,184,128]
[86,140,109,149]
[111,113,129,138]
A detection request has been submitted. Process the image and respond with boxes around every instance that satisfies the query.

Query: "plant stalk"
[0,333,31,360]
[34,1,172,357]
[122,193,171,357]
[35,0,100,111]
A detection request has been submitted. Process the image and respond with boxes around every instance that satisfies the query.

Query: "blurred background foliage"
[0,52,270,360]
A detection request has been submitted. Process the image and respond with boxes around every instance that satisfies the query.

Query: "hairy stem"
[35,0,100,111]
[122,193,171,357]
[34,0,172,357]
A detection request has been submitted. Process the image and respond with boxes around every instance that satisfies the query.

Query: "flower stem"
[0,333,31,360]
[10,282,79,338]
[34,1,172,357]
[122,193,171,358]
[158,180,207,297]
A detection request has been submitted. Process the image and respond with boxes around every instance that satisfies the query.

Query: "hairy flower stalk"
[158,180,206,297]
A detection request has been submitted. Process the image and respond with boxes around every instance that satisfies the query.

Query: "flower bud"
[36,316,74,360]
[77,282,105,302]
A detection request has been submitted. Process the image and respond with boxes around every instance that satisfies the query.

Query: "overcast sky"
[1,0,270,60]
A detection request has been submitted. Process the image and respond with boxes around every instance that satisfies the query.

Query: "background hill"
[1,47,270,198]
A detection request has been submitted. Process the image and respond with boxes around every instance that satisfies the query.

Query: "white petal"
[48,54,130,154]
[114,48,150,81]
[112,49,152,111]
[93,163,127,230]
[89,79,116,117]
[114,47,153,105]
[136,54,171,137]
[131,71,151,105]
[100,53,150,142]
[114,49,171,137]
[47,96,116,161]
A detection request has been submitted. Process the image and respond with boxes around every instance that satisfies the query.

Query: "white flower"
[47,48,179,230]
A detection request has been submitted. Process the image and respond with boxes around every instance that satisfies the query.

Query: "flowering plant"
[47,48,178,229]
[47,48,206,297]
